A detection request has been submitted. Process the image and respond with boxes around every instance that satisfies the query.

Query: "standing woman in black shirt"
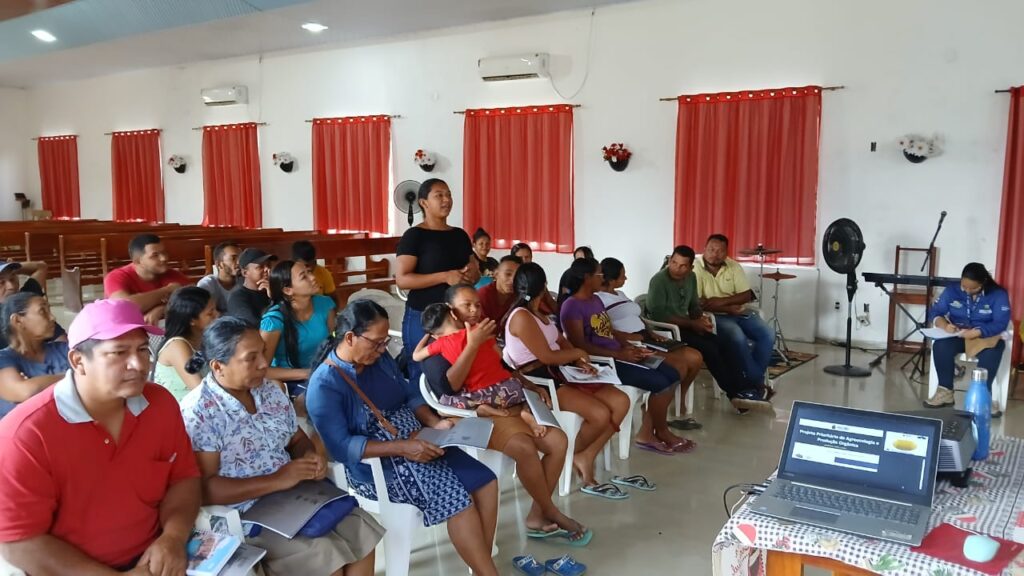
[396,179,478,385]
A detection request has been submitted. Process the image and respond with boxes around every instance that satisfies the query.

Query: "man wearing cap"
[0,261,66,348]
[0,299,201,575]
[226,248,274,327]
[105,234,192,325]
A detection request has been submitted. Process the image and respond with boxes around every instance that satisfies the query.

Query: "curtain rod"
[191,122,268,131]
[996,89,1014,94]
[453,104,582,115]
[659,85,846,102]
[30,135,78,141]
[304,115,402,122]
[103,129,163,136]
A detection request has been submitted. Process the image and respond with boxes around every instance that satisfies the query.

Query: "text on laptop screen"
[779,403,941,503]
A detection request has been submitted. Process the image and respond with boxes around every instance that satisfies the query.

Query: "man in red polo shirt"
[104,234,192,325]
[0,299,201,575]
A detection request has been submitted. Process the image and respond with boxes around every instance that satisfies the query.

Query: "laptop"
[750,401,942,546]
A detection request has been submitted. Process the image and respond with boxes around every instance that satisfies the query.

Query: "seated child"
[413,303,547,436]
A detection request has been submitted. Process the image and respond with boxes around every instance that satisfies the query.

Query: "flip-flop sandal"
[545,554,588,576]
[512,555,547,576]
[527,527,569,539]
[634,440,676,455]
[610,474,657,491]
[992,410,1004,419]
[662,438,697,453]
[668,417,703,430]
[580,482,629,500]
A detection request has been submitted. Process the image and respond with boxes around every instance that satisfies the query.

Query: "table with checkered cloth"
[713,436,1024,575]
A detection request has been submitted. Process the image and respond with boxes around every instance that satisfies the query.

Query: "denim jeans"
[402,304,426,387]
[933,337,1005,390]
[714,313,776,386]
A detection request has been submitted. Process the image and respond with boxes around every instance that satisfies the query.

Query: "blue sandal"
[512,555,546,576]
[545,554,587,576]
[580,482,629,500]
[611,474,657,491]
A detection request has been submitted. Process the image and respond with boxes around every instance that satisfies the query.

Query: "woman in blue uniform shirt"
[925,262,1011,411]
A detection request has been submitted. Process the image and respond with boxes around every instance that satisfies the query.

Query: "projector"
[897,409,976,486]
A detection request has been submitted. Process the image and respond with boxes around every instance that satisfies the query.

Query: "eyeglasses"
[359,335,392,351]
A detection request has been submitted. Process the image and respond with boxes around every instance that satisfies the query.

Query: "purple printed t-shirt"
[559,295,622,351]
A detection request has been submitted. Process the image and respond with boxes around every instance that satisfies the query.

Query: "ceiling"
[0,0,636,88]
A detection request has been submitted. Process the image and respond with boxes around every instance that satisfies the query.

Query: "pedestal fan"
[822,218,871,378]
[393,180,422,226]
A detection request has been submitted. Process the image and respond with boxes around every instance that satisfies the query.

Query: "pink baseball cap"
[67,299,164,349]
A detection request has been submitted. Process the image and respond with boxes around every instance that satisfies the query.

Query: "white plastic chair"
[521,372,614,496]
[328,458,424,576]
[0,556,25,576]
[585,356,650,460]
[927,323,1014,413]
[417,375,514,478]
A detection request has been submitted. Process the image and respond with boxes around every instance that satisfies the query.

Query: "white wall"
[0,87,29,221]
[18,0,1024,345]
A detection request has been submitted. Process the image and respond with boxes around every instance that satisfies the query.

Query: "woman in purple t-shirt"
[560,258,695,455]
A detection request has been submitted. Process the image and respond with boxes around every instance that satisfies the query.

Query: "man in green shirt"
[647,245,770,411]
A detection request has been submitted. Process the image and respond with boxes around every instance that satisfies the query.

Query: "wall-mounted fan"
[822,218,871,378]
[393,180,422,226]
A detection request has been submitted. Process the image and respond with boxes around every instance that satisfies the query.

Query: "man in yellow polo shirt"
[695,234,776,388]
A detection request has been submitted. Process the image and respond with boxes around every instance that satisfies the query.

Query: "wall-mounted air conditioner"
[201,86,248,106]
[478,53,550,82]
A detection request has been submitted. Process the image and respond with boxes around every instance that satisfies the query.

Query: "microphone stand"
[920,211,946,273]
[905,211,946,380]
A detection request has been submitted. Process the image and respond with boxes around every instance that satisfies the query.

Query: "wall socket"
[863,303,870,313]
[834,301,841,311]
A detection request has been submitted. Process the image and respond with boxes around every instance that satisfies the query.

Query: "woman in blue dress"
[0,292,69,418]
[307,300,500,576]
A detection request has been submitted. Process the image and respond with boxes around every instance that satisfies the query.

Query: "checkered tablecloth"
[712,436,1024,575]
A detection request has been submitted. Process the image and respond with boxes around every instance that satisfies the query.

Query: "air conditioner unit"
[201,86,248,106]
[478,53,549,82]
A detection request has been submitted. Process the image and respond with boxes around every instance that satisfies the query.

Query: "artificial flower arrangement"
[273,152,295,172]
[897,135,941,163]
[167,155,187,174]
[414,149,436,172]
[602,143,632,171]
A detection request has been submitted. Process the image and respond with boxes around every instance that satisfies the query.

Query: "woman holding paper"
[180,317,382,576]
[306,301,502,576]
[561,258,694,456]
[502,263,638,496]
[597,257,704,428]
[925,263,1011,412]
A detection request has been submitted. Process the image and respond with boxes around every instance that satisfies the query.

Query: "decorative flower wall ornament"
[602,143,632,172]
[167,155,187,174]
[273,152,296,173]
[897,134,942,163]
[414,149,436,172]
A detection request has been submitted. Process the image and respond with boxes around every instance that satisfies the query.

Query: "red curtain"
[37,135,81,219]
[673,86,821,264]
[202,122,262,228]
[463,105,574,253]
[312,116,391,234]
[111,129,164,222]
[996,86,1024,360]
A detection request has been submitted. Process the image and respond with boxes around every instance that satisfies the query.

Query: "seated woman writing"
[925,262,1012,415]
[597,257,704,429]
[503,263,649,498]
[419,285,592,540]
[306,301,502,576]
[0,292,69,419]
[180,317,382,576]
[561,257,694,455]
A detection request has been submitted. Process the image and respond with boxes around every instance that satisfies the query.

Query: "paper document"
[416,417,494,450]
[219,544,267,576]
[922,327,962,340]
[524,389,560,429]
[241,480,349,539]
[640,337,686,352]
[560,364,621,385]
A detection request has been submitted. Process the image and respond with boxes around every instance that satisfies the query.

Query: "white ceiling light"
[300,22,328,33]
[31,29,57,43]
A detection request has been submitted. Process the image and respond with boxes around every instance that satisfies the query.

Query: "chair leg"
[618,393,637,460]
[685,384,695,416]
[381,507,416,576]
[602,441,612,471]
[674,385,682,418]
[559,420,579,496]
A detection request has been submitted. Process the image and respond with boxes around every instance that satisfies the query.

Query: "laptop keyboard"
[777,483,921,524]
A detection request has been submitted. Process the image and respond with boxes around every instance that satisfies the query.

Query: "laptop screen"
[778,402,942,507]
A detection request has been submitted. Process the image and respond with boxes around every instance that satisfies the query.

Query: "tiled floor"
[384,343,1022,576]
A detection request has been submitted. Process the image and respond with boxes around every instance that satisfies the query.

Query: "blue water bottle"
[964,367,992,461]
